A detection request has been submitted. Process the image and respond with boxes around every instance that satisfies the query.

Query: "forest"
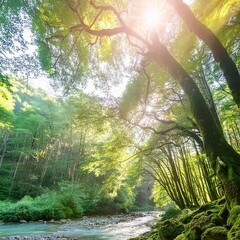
[1,0,240,239]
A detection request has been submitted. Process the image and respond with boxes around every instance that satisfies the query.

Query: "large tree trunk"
[148,39,240,207]
[168,0,240,107]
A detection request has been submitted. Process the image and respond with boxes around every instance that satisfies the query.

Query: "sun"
[144,10,160,27]
[131,0,174,41]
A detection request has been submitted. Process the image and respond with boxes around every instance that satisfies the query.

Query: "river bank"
[131,198,240,240]
[0,211,163,240]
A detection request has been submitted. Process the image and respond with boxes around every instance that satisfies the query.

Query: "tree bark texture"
[168,0,240,107]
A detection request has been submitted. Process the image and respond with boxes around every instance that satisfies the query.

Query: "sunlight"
[145,105,153,113]
[144,9,160,27]
[131,0,174,41]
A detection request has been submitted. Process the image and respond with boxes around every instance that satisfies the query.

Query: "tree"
[142,135,221,209]
[28,0,240,207]
[168,0,240,107]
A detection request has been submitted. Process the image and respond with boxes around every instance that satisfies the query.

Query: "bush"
[0,181,137,222]
[0,187,84,222]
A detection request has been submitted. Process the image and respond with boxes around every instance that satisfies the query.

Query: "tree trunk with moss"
[168,0,240,107]
[148,39,240,207]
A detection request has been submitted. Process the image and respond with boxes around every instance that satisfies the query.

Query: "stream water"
[0,211,162,240]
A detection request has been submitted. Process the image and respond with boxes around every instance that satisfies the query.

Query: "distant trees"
[0,79,91,199]
[142,136,221,209]
[0,78,138,213]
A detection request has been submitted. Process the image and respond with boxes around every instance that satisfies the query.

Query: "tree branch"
[69,1,150,47]
[90,0,126,26]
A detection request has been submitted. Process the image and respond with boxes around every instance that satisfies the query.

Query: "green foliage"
[151,183,172,209]
[0,75,15,127]
[0,73,12,89]
[228,213,240,239]
[0,183,82,221]
[0,180,138,222]
[0,190,83,222]
[120,74,148,118]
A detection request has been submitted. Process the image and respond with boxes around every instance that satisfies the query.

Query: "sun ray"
[129,0,174,42]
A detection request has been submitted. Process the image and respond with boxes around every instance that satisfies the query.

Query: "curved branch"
[69,1,150,47]
[70,24,124,37]
[90,0,126,26]
[126,117,203,149]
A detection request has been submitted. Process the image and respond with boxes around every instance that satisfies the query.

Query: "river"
[0,211,163,240]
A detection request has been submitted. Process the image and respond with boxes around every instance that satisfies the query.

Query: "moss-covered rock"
[194,200,224,215]
[227,213,240,240]
[179,210,196,224]
[173,233,186,240]
[201,226,228,240]
[184,226,202,240]
[156,219,184,240]
[146,232,158,240]
[131,200,240,240]
[179,200,224,225]
[178,205,224,240]
[186,212,222,232]
[227,205,240,226]
[218,204,229,222]
[228,226,240,240]
[160,207,182,222]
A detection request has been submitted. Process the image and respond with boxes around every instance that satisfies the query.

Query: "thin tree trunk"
[199,63,222,130]
[0,132,9,167]
[9,152,23,196]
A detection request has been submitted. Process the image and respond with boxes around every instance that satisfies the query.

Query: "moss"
[173,233,186,240]
[146,232,158,240]
[218,203,229,222]
[160,207,182,221]
[227,205,240,226]
[184,226,202,240]
[201,226,228,240]
[128,230,157,240]
[228,226,240,240]
[210,213,224,225]
[194,200,223,214]
[187,212,209,230]
[187,211,223,228]
[179,210,196,224]
[157,219,184,240]
[134,200,230,240]
[179,201,224,225]
[228,214,240,240]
